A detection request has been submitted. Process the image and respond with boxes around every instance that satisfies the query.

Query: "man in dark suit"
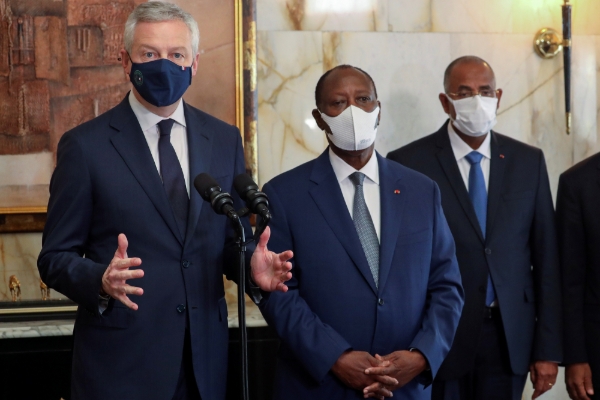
[557,152,600,400]
[387,56,562,400]
[37,3,292,399]
[257,65,464,399]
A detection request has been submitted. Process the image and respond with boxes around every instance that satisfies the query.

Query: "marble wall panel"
[257,0,388,32]
[430,0,600,35]
[257,30,582,196]
[388,0,431,32]
[0,233,66,301]
[258,0,599,35]
[257,31,326,185]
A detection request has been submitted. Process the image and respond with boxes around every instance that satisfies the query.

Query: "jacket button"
[182,260,190,268]
[378,298,384,306]
[485,248,492,255]
[479,285,486,293]
[176,304,186,313]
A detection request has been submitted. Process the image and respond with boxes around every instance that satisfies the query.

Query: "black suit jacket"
[557,152,600,377]
[387,121,562,379]
[38,96,251,400]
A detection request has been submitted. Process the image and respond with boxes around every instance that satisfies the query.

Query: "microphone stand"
[230,213,249,400]
[232,206,270,400]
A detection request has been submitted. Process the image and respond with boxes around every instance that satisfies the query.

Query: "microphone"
[233,174,271,221]
[194,173,238,220]
[233,174,271,241]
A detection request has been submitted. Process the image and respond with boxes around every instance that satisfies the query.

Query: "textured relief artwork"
[0,0,142,210]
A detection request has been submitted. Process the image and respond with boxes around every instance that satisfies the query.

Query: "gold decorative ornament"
[40,279,51,301]
[533,28,563,59]
[9,275,21,302]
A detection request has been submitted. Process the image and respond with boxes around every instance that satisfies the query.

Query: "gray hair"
[124,1,200,58]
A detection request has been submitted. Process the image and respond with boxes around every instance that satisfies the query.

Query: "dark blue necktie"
[465,151,496,306]
[158,119,189,239]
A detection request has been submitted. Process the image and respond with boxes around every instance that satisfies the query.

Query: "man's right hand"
[331,351,397,399]
[566,363,594,400]
[101,233,144,310]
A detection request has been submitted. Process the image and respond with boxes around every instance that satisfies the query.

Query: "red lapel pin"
[500,154,505,159]
[394,189,400,194]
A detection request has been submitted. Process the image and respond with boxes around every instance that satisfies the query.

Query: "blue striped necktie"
[465,151,496,306]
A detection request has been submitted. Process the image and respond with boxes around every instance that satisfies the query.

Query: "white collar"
[128,91,187,131]
[328,147,380,186]
[448,121,491,161]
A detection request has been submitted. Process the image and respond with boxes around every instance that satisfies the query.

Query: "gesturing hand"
[364,350,427,395]
[331,351,398,399]
[566,363,594,400]
[250,226,293,292]
[530,361,558,399]
[101,233,144,310]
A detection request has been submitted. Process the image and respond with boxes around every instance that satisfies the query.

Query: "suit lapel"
[308,151,378,295]
[109,97,183,245]
[183,102,211,247]
[485,132,506,237]
[377,155,405,293]
[434,123,485,242]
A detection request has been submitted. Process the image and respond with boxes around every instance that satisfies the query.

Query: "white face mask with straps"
[320,105,380,151]
[446,94,498,137]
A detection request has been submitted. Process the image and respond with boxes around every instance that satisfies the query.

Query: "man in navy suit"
[387,56,562,400]
[557,152,600,400]
[258,65,464,399]
[37,3,292,399]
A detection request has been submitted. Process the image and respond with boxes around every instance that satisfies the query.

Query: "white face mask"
[446,94,498,137]
[319,105,380,151]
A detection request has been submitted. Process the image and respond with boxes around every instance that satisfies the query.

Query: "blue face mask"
[129,58,192,107]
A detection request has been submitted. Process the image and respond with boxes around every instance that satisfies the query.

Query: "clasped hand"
[102,228,293,311]
[332,350,427,399]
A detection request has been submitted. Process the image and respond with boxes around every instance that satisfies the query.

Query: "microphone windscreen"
[194,173,219,201]
[233,173,258,197]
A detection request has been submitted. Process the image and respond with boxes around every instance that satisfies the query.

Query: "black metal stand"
[232,205,270,400]
[562,1,572,135]
[231,216,249,400]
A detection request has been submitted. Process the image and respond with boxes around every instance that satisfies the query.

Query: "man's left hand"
[363,350,428,395]
[530,361,558,399]
[250,226,293,292]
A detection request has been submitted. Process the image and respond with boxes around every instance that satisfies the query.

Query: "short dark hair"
[314,65,378,108]
[443,56,495,92]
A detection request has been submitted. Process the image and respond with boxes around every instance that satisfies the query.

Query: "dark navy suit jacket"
[258,150,464,399]
[387,121,562,379]
[38,96,249,400]
[557,152,600,389]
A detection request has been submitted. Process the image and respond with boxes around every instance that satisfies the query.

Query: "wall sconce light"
[533,1,572,135]
[533,28,563,58]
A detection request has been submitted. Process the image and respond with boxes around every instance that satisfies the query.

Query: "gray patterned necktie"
[349,172,380,288]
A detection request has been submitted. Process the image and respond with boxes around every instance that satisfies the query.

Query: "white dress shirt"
[128,92,190,195]
[328,148,381,242]
[448,122,491,192]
